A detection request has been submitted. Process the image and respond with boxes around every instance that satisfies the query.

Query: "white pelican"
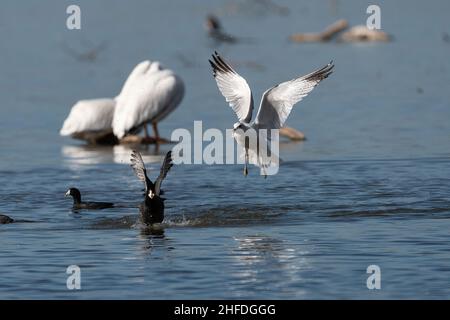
[209,52,333,176]
[60,98,117,144]
[290,19,349,43]
[339,25,390,42]
[112,60,185,143]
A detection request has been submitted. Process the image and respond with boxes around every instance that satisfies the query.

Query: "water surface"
[0,0,450,299]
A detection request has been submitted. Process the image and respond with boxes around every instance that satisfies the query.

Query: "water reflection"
[89,214,167,253]
[229,235,310,297]
[138,225,169,255]
[61,144,167,168]
[61,133,303,169]
[139,224,166,238]
[113,145,165,165]
[61,145,114,167]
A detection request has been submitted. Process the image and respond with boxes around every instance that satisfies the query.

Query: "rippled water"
[1,0,450,299]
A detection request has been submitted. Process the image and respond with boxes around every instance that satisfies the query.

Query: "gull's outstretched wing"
[154,151,174,196]
[255,61,334,129]
[130,150,154,193]
[209,51,254,123]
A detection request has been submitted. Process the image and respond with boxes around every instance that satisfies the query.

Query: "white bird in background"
[60,60,184,145]
[112,60,185,143]
[60,98,117,144]
[209,51,334,176]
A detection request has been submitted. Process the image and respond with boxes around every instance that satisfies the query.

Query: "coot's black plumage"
[130,150,173,225]
[65,187,114,210]
[0,214,14,224]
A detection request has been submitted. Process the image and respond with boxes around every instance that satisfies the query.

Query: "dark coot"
[65,187,114,210]
[130,150,173,225]
[0,214,14,224]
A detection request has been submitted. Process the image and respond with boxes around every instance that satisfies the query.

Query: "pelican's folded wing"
[60,98,115,136]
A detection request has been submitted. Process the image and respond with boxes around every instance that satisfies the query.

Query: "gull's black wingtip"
[328,61,335,72]
[322,60,334,77]
[208,59,218,76]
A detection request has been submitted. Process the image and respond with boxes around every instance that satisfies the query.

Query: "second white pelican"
[60,98,117,144]
[112,61,185,143]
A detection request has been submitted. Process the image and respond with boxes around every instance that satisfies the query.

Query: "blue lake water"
[0,0,450,299]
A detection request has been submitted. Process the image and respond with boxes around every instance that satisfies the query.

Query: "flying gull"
[209,51,334,176]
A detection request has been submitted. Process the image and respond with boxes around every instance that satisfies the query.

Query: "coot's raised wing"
[130,150,154,193]
[154,151,173,196]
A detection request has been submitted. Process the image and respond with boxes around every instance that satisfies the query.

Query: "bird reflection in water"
[230,235,309,294]
[61,144,169,169]
[140,225,165,237]
[138,225,170,253]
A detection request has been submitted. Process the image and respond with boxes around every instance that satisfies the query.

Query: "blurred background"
[0,0,449,168]
[0,0,449,299]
